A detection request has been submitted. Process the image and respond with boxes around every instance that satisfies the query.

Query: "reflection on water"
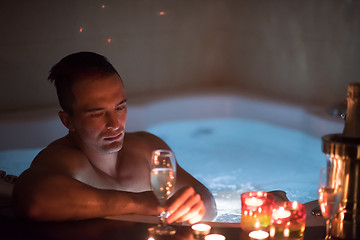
[147,118,323,222]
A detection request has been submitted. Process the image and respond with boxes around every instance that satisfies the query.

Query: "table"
[0,218,325,240]
[0,199,325,240]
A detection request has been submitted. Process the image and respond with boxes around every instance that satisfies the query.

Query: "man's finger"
[167,190,202,223]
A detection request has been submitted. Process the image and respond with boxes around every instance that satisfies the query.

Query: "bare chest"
[80,157,152,192]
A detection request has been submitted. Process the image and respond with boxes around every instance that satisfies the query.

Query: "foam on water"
[147,118,324,222]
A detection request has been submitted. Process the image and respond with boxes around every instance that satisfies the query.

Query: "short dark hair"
[48,52,121,114]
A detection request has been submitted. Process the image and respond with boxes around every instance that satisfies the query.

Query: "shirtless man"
[12,52,217,223]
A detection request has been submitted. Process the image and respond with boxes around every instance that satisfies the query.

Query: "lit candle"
[269,226,276,237]
[191,223,211,235]
[241,191,275,231]
[205,234,226,240]
[272,207,291,220]
[284,227,290,237]
[249,230,269,239]
[254,220,261,229]
[245,197,264,207]
[270,201,306,239]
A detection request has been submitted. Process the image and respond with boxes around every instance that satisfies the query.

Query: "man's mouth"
[104,132,122,141]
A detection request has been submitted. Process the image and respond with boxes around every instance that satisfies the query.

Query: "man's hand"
[137,191,165,216]
[166,187,206,224]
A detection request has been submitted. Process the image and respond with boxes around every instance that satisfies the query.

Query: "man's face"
[68,74,127,154]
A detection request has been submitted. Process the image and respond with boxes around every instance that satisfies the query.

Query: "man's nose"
[106,112,120,130]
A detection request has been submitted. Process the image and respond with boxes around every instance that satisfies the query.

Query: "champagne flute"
[318,167,343,239]
[148,149,177,235]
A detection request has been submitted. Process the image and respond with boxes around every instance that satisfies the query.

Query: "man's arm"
[12,151,161,221]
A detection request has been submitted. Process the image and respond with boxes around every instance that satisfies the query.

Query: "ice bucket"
[322,134,360,239]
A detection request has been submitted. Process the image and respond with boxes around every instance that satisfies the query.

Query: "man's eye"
[90,112,103,118]
[116,105,127,111]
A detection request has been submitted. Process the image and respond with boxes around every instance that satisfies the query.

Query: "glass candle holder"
[270,201,306,239]
[240,191,275,232]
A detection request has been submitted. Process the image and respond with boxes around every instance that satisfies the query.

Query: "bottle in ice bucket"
[343,83,360,137]
[322,82,360,239]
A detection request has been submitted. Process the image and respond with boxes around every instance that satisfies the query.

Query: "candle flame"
[272,206,291,219]
[284,228,290,237]
[270,227,276,237]
[245,197,264,207]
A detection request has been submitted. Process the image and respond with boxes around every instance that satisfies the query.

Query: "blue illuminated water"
[147,118,324,222]
[0,117,324,223]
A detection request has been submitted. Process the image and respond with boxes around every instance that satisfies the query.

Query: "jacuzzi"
[0,93,344,222]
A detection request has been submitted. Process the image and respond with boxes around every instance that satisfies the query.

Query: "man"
[12,52,217,223]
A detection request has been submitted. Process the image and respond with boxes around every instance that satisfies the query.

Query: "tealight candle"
[191,223,211,235]
[249,230,269,239]
[245,197,264,207]
[204,234,226,240]
[272,207,291,221]
[270,201,306,239]
[240,191,275,232]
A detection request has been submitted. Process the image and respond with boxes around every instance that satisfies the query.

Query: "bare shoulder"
[122,131,171,167]
[29,137,90,176]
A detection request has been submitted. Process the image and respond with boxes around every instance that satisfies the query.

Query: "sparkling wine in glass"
[318,167,343,239]
[148,149,177,235]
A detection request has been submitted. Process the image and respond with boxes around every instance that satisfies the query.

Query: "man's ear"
[58,111,75,131]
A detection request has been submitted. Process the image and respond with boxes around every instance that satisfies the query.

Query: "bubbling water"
[147,118,324,222]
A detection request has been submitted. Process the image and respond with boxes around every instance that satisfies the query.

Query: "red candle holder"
[240,191,275,232]
[270,201,306,239]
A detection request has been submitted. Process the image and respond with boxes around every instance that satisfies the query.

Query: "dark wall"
[0,0,359,112]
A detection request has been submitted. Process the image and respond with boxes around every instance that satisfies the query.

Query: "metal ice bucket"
[322,134,360,240]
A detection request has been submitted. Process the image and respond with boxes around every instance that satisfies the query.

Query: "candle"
[191,223,211,235]
[272,207,291,221]
[249,230,269,239]
[240,191,275,231]
[270,201,306,239]
[245,197,264,207]
[204,233,226,240]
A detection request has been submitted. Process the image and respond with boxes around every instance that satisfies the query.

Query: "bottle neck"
[343,83,360,138]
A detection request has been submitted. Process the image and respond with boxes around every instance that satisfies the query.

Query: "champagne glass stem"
[158,200,168,227]
[326,219,331,239]
[159,211,167,227]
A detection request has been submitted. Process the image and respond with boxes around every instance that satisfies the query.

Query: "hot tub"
[0,93,344,222]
